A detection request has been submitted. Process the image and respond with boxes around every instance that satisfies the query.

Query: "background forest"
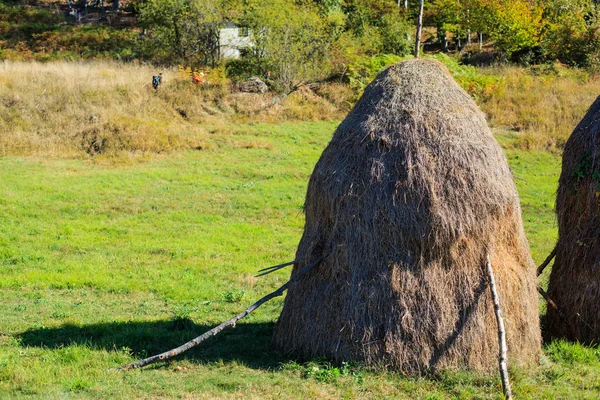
[3,1,600,83]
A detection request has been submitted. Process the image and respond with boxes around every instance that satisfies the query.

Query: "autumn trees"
[136,0,600,87]
[430,0,600,67]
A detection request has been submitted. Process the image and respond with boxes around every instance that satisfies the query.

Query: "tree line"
[133,0,600,90]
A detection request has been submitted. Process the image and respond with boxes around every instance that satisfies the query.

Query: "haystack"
[546,96,600,343]
[273,59,541,374]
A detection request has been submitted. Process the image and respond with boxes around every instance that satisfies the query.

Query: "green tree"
[539,0,600,66]
[462,0,542,55]
[491,0,542,54]
[243,0,343,92]
[341,0,399,35]
[139,0,240,65]
[379,14,412,56]
[430,0,465,51]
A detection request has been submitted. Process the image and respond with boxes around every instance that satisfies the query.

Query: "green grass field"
[1,122,599,399]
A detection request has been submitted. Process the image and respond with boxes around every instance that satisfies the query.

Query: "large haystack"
[546,97,600,343]
[273,59,541,374]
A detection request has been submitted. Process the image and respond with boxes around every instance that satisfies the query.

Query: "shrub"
[540,0,600,68]
[346,54,402,94]
[431,53,502,102]
[378,14,412,56]
[347,53,502,103]
[225,59,261,80]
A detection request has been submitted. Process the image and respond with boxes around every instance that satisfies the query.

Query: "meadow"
[0,62,600,398]
[1,122,599,399]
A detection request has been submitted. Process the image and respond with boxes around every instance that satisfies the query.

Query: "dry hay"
[546,96,600,343]
[273,59,541,374]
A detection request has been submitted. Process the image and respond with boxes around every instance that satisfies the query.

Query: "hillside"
[1,60,598,161]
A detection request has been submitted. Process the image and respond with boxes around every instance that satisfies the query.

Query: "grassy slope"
[1,60,598,161]
[0,61,344,159]
[1,123,599,399]
[481,65,600,151]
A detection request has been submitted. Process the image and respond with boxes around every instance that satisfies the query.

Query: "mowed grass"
[1,122,599,399]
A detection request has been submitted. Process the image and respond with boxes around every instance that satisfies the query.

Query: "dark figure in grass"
[152,73,163,90]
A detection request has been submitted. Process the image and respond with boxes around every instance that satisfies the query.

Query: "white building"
[219,22,253,59]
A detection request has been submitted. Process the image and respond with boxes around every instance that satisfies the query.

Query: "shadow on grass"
[17,318,289,370]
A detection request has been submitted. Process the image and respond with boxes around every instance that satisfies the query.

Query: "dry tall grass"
[2,61,599,159]
[0,61,202,159]
[0,61,343,159]
[481,65,600,151]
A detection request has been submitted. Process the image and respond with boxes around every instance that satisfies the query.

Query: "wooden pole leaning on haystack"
[535,247,566,321]
[536,246,556,276]
[538,286,569,325]
[534,247,562,318]
[534,248,593,339]
[486,257,512,400]
[118,257,322,371]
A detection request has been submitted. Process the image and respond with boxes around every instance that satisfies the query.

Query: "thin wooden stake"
[486,257,513,400]
[118,257,322,371]
[536,246,557,276]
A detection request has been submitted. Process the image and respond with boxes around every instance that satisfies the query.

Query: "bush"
[510,46,547,66]
[379,14,412,56]
[225,59,262,80]
[346,54,402,94]
[540,0,600,68]
[345,53,502,103]
[431,53,502,102]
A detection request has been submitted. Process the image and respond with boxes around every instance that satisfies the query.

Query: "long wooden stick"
[536,247,594,336]
[256,260,295,273]
[536,246,557,276]
[486,257,513,400]
[118,257,322,371]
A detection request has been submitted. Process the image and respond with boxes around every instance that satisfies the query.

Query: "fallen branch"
[536,246,557,276]
[118,257,322,371]
[486,257,513,400]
